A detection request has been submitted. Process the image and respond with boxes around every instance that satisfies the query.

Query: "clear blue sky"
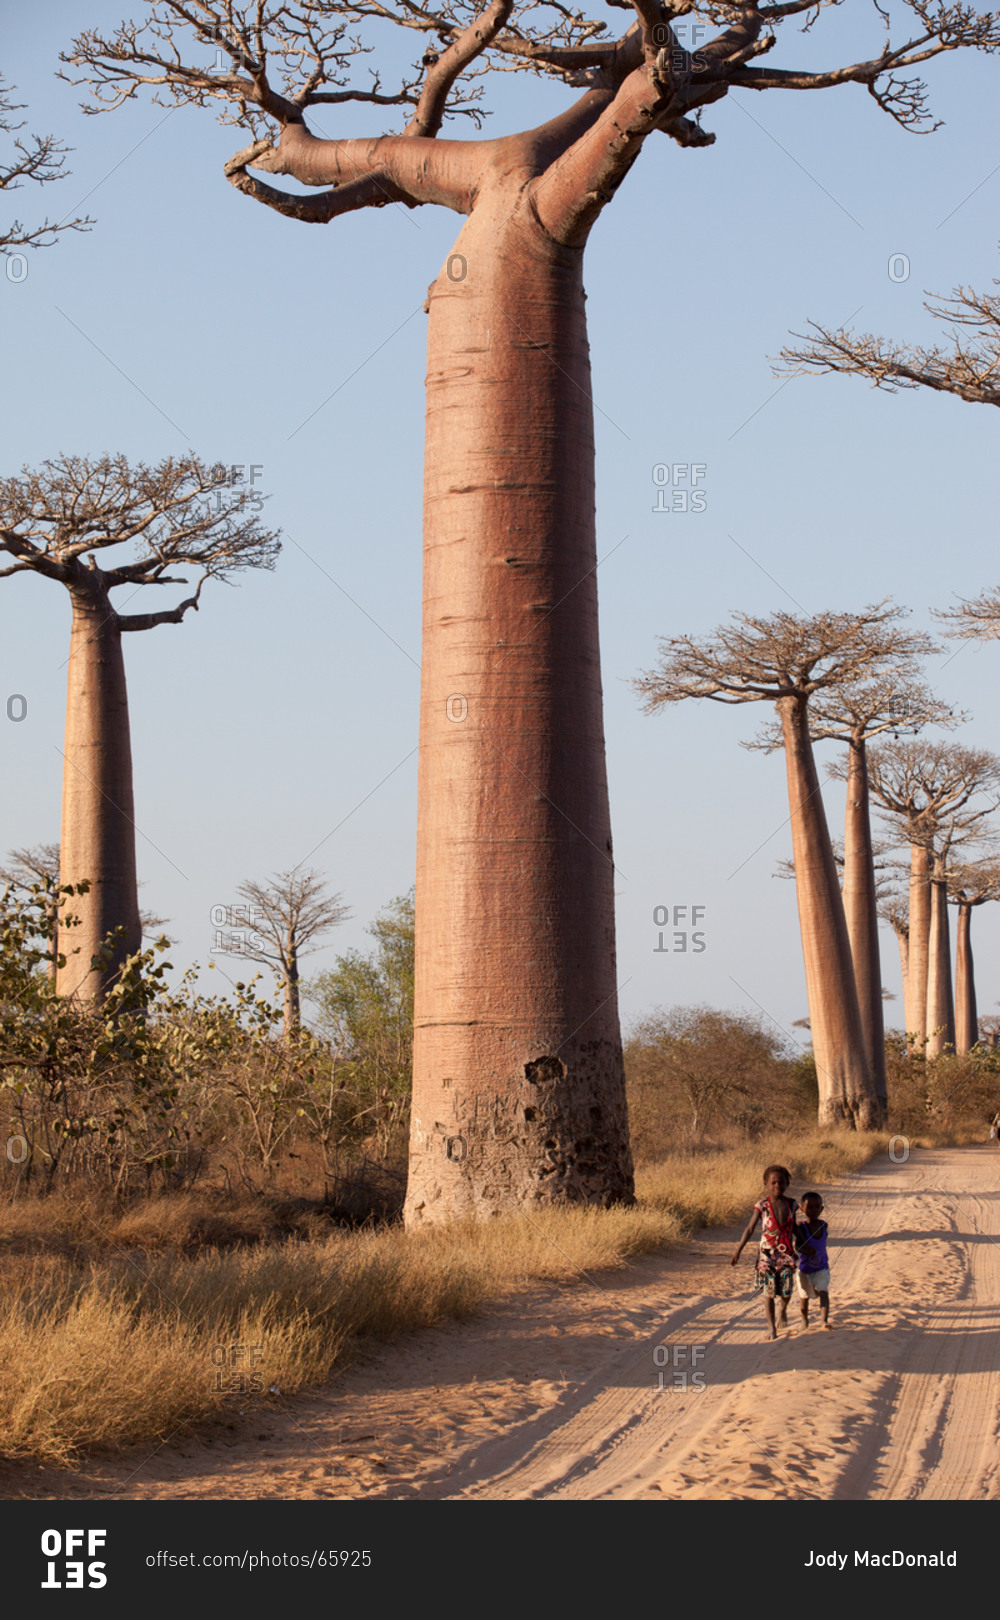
[3,3,1000,1055]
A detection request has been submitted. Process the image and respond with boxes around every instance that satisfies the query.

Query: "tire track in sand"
[426,1147,1000,1500]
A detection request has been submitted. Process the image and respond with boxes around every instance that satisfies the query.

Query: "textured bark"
[906,843,932,1051]
[841,739,887,1112]
[926,856,956,1057]
[57,584,141,998]
[778,700,878,1129]
[405,197,634,1222]
[954,903,977,1055]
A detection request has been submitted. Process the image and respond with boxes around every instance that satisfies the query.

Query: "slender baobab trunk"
[890,919,909,1018]
[906,843,931,1052]
[778,700,879,1129]
[405,202,634,1223]
[283,935,300,1038]
[57,583,142,998]
[954,901,977,1054]
[925,853,955,1058]
[841,738,887,1112]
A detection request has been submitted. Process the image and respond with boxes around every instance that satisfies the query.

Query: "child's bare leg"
[764,1295,777,1339]
[799,1295,809,1328]
[777,1293,788,1329]
[818,1290,830,1329]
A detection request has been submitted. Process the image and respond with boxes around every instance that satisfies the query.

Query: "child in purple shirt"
[794,1192,831,1330]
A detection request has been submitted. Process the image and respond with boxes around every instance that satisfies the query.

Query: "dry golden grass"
[636,1127,890,1230]
[0,1129,888,1465]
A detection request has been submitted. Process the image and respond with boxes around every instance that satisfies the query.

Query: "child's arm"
[731,1209,761,1265]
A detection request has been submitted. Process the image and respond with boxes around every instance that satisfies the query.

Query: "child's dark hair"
[762,1164,791,1186]
[801,1191,823,1205]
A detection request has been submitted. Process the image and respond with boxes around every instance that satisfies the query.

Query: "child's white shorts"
[795,1269,830,1298]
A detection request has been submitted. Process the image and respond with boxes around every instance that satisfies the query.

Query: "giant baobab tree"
[0,77,90,255]
[65,2,1000,1218]
[765,670,951,1108]
[216,866,351,1036]
[635,605,934,1129]
[948,856,1000,1054]
[0,455,280,1000]
[867,741,1000,1057]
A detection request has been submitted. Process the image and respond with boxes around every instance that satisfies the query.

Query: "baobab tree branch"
[226,122,481,212]
[407,0,515,136]
[0,79,93,253]
[118,578,206,630]
[780,321,1000,404]
[936,585,1000,640]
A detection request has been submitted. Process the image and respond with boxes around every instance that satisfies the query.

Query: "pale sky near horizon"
[3,2,1000,1056]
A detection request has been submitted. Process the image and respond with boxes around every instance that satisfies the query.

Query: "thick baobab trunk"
[778,700,879,1129]
[841,739,887,1112]
[954,902,977,1054]
[906,843,931,1052]
[405,199,634,1223]
[57,585,142,998]
[925,856,955,1057]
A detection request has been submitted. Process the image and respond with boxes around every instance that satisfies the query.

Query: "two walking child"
[730,1165,831,1338]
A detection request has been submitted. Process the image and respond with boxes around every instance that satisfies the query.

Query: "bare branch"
[935,584,1000,641]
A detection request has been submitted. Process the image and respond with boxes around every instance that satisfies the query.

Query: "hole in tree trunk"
[525,1056,567,1085]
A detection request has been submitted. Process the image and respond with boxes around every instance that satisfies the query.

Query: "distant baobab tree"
[867,741,1000,1057]
[216,867,351,1037]
[635,604,933,1129]
[948,857,1000,1054]
[878,894,911,1015]
[763,668,949,1110]
[0,77,91,255]
[0,455,280,1000]
[63,3,1000,1218]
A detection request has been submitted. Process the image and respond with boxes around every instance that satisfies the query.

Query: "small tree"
[0,842,169,981]
[636,604,933,1129]
[216,867,351,1036]
[625,1004,794,1147]
[0,454,280,1000]
[0,844,62,982]
[0,78,90,256]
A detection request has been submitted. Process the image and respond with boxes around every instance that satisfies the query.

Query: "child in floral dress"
[730,1164,799,1339]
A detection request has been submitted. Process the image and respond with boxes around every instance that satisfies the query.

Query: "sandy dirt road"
[7,1145,1000,1502]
